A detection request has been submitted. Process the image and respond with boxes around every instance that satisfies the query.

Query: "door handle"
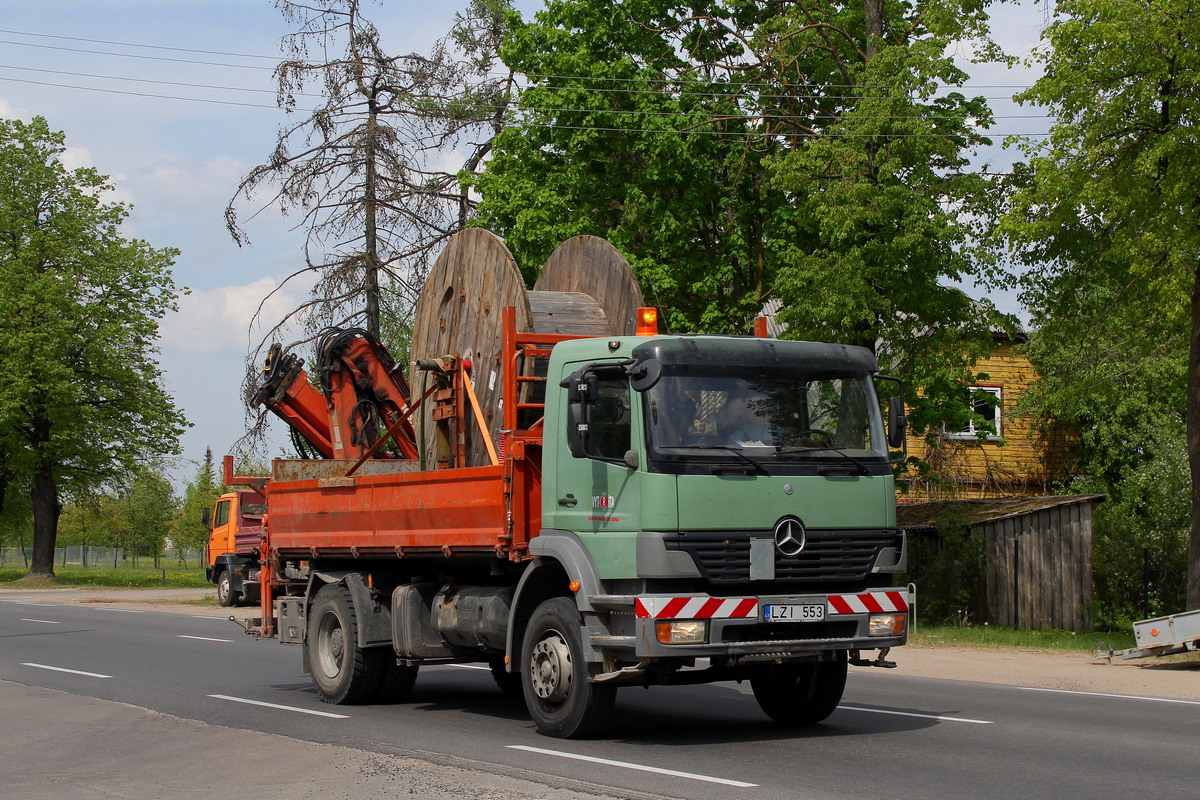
[557,494,578,508]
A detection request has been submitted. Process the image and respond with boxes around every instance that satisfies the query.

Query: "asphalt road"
[2,597,1198,800]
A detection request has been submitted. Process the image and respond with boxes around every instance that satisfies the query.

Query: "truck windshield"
[643,368,889,475]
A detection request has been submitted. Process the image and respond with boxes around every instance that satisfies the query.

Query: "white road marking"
[449,663,490,671]
[178,634,233,643]
[22,662,112,679]
[87,607,144,613]
[20,618,60,624]
[208,694,350,719]
[507,745,758,788]
[12,602,57,607]
[838,705,993,724]
[1020,686,1200,707]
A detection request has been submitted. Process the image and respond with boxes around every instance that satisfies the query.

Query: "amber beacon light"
[636,307,659,336]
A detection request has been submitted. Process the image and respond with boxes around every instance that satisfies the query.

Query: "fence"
[0,546,204,568]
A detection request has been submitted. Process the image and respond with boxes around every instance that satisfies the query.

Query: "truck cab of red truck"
[204,488,265,607]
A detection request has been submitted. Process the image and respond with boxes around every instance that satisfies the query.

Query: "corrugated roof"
[897,494,1106,529]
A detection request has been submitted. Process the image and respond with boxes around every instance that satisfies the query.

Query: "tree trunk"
[28,457,61,578]
[864,0,883,60]
[1188,269,1200,610]
[363,93,381,340]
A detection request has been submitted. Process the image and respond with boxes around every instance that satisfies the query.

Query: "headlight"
[655,620,708,645]
[869,613,907,637]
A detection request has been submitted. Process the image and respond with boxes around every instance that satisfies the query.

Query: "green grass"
[0,564,210,589]
[910,624,1136,653]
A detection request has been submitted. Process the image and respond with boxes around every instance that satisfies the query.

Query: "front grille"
[664,529,900,585]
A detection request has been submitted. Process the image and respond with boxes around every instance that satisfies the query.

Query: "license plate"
[763,603,825,622]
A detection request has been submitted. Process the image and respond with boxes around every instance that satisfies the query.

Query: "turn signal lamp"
[635,307,659,336]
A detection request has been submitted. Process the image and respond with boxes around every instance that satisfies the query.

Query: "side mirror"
[627,357,662,392]
[201,506,212,528]
[887,398,908,450]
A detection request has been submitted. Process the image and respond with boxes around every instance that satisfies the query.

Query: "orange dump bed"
[263,459,514,560]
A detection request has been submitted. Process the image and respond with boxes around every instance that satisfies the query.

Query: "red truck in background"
[204,488,265,607]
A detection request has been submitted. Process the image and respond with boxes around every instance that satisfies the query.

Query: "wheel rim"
[217,574,229,602]
[530,629,573,704]
[315,611,346,680]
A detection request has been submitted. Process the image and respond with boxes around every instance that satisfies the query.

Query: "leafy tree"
[227,0,518,346]
[1001,0,1200,608]
[172,448,225,567]
[474,0,1010,441]
[473,0,789,333]
[0,116,186,578]
[121,467,179,569]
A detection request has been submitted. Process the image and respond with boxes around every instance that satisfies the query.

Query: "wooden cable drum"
[410,229,644,468]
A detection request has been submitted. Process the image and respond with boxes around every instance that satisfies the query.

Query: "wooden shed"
[898,495,1105,633]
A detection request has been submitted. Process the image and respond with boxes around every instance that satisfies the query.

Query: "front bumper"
[627,589,910,660]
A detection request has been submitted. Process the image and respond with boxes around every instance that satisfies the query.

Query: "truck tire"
[489,655,522,698]
[377,659,419,703]
[216,569,242,608]
[308,582,387,704]
[750,650,848,726]
[521,597,616,738]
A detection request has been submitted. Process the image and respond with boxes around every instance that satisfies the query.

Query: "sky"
[0,0,1052,491]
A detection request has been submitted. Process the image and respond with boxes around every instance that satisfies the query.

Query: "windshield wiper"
[774,444,873,476]
[659,444,770,475]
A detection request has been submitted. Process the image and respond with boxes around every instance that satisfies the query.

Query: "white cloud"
[162,274,313,355]
[0,97,31,121]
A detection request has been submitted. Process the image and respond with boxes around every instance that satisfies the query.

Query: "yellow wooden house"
[899,333,1077,502]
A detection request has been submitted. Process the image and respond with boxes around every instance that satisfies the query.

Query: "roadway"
[1,596,1197,800]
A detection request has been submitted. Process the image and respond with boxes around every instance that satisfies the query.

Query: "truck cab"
[205,489,266,607]
[535,333,908,689]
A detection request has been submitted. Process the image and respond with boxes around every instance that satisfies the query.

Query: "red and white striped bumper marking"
[827,591,909,615]
[635,596,758,620]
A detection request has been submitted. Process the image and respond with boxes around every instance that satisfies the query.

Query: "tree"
[0,116,186,578]
[1001,0,1200,608]
[227,0,518,347]
[121,467,179,569]
[472,0,791,333]
[172,448,225,567]
[474,0,1009,436]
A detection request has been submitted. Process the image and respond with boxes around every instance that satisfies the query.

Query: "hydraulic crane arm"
[250,329,419,461]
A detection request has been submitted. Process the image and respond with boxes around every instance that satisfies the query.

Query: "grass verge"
[910,624,1136,653]
[0,565,209,589]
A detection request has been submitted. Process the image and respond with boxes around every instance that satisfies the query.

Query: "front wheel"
[750,651,848,726]
[307,582,387,704]
[521,597,616,738]
[215,569,241,607]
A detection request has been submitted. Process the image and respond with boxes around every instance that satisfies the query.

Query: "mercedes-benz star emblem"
[773,517,806,557]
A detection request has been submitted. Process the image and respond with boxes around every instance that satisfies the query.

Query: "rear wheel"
[377,660,419,703]
[521,597,616,738]
[750,651,848,725]
[308,582,387,704]
[215,569,241,607]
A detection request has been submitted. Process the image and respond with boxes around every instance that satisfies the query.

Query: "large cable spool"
[409,230,643,468]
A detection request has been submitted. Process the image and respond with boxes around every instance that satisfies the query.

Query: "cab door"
[207,497,234,565]
[551,363,641,579]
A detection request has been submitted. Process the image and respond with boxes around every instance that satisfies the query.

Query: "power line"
[0,64,299,97]
[0,75,285,110]
[0,27,281,61]
[0,38,277,71]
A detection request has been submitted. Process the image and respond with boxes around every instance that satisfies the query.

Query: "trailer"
[1098,608,1200,662]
